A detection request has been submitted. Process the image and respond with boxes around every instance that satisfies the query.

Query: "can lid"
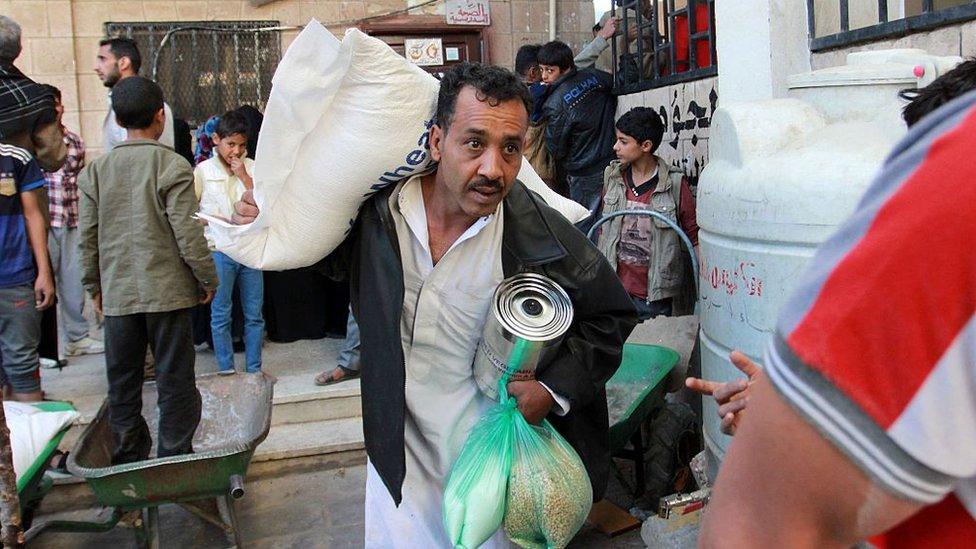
[493,273,574,341]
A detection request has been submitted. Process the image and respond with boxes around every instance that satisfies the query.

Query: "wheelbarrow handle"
[229,474,245,499]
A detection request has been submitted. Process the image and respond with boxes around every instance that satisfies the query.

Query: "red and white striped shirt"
[766,91,976,547]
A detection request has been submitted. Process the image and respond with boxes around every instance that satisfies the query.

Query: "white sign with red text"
[446,0,491,25]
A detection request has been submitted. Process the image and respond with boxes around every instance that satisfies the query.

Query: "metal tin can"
[473,273,574,400]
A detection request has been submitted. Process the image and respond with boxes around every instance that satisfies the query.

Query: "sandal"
[314,366,360,386]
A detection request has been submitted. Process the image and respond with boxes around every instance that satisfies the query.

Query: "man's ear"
[429,124,444,162]
[641,139,655,153]
[118,56,132,74]
[155,108,165,125]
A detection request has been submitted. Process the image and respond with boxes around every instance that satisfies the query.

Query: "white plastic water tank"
[696,50,961,465]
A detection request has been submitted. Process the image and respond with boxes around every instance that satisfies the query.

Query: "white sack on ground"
[5,402,79,483]
[203,20,589,270]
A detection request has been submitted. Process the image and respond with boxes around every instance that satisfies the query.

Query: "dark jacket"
[542,67,618,178]
[332,180,638,506]
[0,62,67,171]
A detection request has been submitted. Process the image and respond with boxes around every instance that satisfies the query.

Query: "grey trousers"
[48,226,89,344]
[0,284,42,393]
[338,305,361,372]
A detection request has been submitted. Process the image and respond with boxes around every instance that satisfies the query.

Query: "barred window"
[612,0,717,95]
[809,1,976,51]
[104,21,281,126]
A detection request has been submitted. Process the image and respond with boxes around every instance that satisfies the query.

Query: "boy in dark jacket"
[538,40,618,230]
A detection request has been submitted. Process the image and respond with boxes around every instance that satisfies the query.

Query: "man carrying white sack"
[233,63,637,546]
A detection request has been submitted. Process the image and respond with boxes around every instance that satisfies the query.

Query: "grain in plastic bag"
[442,398,517,549]
[504,415,592,549]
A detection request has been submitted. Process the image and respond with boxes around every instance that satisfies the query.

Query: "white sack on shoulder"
[207,20,588,270]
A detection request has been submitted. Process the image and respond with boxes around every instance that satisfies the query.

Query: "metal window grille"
[809,1,976,51]
[612,0,717,95]
[105,21,281,127]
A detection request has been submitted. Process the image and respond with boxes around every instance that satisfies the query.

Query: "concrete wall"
[616,77,717,186]
[812,19,976,70]
[3,0,594,157]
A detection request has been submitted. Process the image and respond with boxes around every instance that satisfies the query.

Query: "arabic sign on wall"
[446,0,491,25]
[405,38,445,66]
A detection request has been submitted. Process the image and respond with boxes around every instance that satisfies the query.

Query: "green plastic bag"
[443,398,516,549]
[504,414,593,549]
[443,339,591,548]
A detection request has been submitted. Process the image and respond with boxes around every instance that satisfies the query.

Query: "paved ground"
[31,455,647,548]
[29,333,651,548]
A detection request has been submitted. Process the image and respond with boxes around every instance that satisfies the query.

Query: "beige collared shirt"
[194,155,254,248]
[364,175,511,547]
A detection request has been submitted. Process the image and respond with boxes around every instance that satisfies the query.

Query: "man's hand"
[685,350,763,436]
[34,270,55,310]
[199,289,215,305]
[507,380,555,425]
[597,17,620,40]
[92,293,103,316]
[232,189,260,225]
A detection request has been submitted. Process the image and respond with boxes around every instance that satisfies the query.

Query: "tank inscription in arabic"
[700,257,764,297]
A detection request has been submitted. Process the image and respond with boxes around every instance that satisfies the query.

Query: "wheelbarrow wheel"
[138,506,160,549]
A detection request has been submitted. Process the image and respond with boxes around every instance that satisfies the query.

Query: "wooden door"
[361,15,485,78]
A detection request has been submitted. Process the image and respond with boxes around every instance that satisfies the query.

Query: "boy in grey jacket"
[78,77,217,464]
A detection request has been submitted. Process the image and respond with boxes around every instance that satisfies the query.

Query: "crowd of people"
[1,8,975,547]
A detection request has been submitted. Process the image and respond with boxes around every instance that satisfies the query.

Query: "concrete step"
[269,377,362,427]
[253,416,365,462]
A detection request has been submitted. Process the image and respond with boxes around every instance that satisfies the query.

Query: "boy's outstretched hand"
[686,350,763,436]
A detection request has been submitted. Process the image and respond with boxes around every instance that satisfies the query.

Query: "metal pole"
[0,404,24,548]
[586,209,700,295]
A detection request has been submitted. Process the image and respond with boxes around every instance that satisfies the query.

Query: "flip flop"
[314,366,360,386]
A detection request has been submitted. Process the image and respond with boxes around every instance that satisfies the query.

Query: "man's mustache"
[468,177,502,192]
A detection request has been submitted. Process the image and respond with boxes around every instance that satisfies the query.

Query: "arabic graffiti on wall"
[617,76,717,187]
[446,0,491,26]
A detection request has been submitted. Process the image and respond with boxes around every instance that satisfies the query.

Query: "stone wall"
[3,0,594,157]
[616,77,717,187]
[812,19,975,70]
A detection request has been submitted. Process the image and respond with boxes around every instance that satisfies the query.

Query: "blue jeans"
[338,305,361,372]
[211,252,264,373]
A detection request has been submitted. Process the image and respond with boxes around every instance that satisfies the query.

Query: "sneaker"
[64,337,104,356]
[40,357,61,369]
[218,369,236,376]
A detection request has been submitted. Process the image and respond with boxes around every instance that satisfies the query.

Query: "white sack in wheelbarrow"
[202,20,590,271]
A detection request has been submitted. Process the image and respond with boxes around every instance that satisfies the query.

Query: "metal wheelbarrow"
[26,372,275,548]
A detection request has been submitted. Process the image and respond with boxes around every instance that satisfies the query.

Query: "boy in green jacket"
[78,77,217,464]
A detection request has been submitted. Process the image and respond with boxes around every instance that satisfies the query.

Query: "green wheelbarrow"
[17,401,78,531]
[606,343,680,496]
[26,372,275,548]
